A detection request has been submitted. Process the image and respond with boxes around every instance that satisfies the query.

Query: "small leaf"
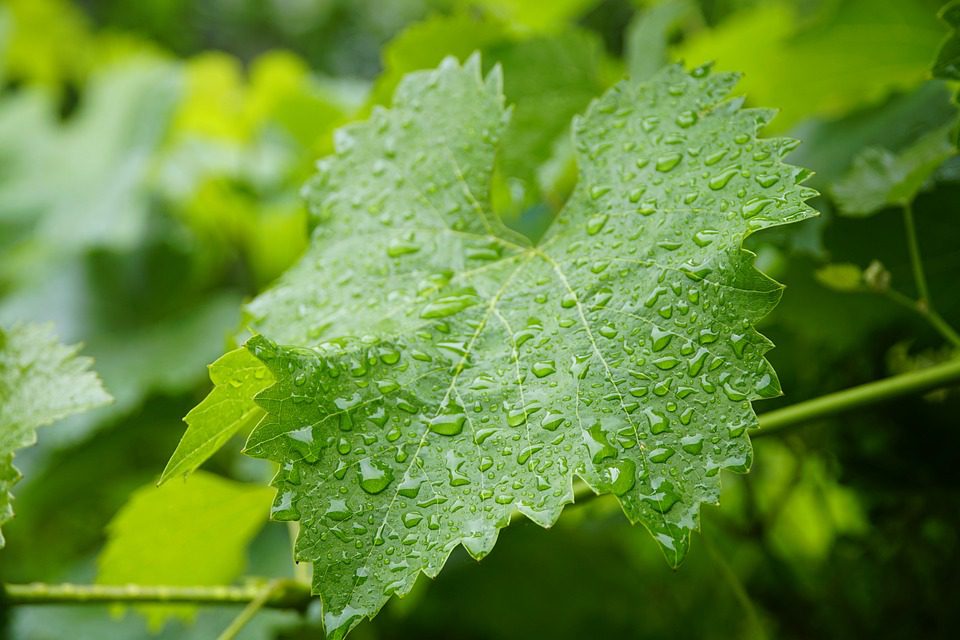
[0,323,111,546]
[814,264,863,292]
[159,348,273,484]
[232,55,816,638]
[97,471,274,630]
[832,123,956,216]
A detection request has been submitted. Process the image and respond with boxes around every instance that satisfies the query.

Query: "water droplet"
[531,361,556,378]
[402,512,423,528]
[604,458,637,495]
[584,423,617,463]
[655,152,683,172]
[541,411,564,431]
[708,168,738,190]
[650,327,672,351]
[644,408,669,434]
[742,197,774,219]
[653,356,680,370]
[681,435,704,455]
[359,459,394,494]
[755,174,779,188]
[421,289,480,319]
[586,213,609,235]
[429,411,466,436]
[649,447,675,463]
[590,185,611,200]
[325,499,351,521]
[675,111,698,128]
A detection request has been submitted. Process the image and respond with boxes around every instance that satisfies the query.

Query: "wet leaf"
[192,56,816,638]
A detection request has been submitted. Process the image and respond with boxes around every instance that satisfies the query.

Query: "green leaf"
[0,323,111,546]
[233,56,815,637]
[159,348,273,484]
[96,471,274,629]
[676,0,944,130]
[832,123,956,216]
[933,0,960,80]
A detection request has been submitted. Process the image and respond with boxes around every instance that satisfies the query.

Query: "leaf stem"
[902,201,930,305]
[754,357,960,437]
[894,202,960,346]
[217,581,283,640]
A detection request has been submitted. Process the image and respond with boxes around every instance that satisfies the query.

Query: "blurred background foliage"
[1,0,959,638]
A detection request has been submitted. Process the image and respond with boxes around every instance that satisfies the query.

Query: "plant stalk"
[754,357,960,437]
[2,581,313,611]
[902,201,930,306]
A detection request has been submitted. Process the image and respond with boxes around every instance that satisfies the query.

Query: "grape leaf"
[159,348,273,484]
[97,471,274,629]
[0,323,111,546]
[832,123,956,216]
[232,55,816,637]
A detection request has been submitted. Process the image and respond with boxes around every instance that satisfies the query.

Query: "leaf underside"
[198,55,815,638]
[0,324,111,546]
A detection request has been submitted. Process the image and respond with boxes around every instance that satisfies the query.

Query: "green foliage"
[97,471,273,628]
[0,324,110,546]
[677,0,944,130]
[217,56,817,637]
[832,123,956,216]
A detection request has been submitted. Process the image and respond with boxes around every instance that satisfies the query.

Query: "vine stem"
[754,357,960,437]
[217,580,283,640]
[1,581,313,610]
[894,202,960,347]
[4,359,960,611]
[902,201,930,305]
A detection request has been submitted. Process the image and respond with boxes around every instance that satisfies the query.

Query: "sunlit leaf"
[97,471,274,629]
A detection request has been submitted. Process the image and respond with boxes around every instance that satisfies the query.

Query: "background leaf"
[0,323,110,546]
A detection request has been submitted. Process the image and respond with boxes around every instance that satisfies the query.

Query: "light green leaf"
[97,471,274,629]
[159,348,273,484]
[369,12,510,108]
[0,323,110,546]
[234,55,815,637]
[832,123,956,216]
[625,0,697,81]
[676,0,944,130]
[464,0,600,35]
